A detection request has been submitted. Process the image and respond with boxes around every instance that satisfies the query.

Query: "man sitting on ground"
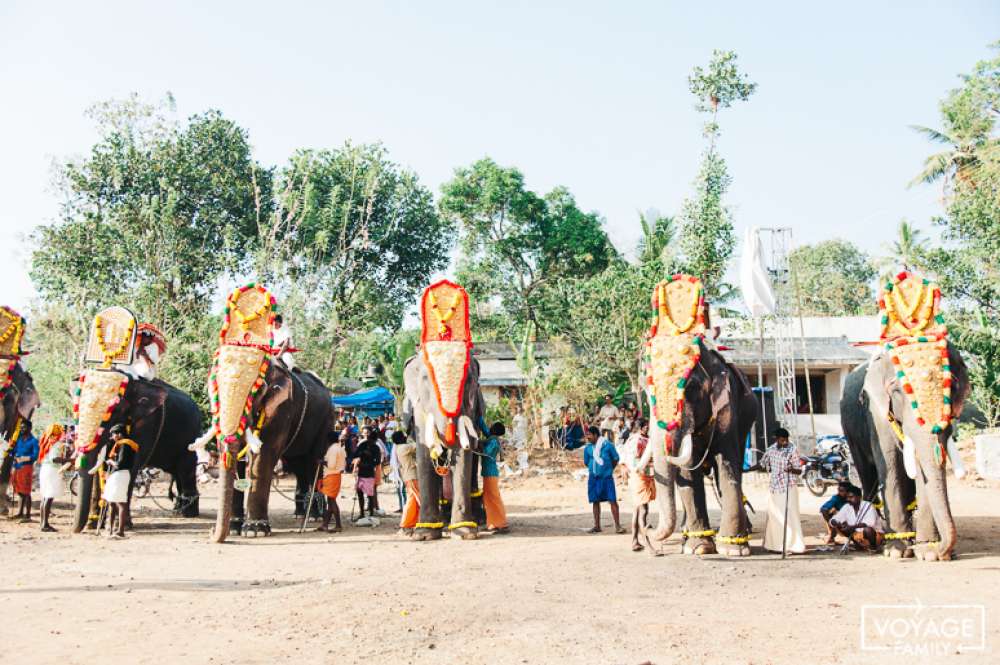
[820,481,851,545]
[830,484,884,552]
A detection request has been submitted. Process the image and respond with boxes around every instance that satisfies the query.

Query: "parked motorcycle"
[802,435,855,497]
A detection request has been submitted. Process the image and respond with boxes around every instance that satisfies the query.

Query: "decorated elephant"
[642,276,758,556]
[72,373,203,531]
[840,272,970,561]
[206,284,332,542]
[400,280,487,541]
[0,307,41,514]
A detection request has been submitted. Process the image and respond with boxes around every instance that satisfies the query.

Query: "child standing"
[583,425,624,534]
[318,431,346,532]
[481,422,509,534]
[353,430,381,524]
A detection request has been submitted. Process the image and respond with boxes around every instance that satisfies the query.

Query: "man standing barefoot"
[583,426,624,534]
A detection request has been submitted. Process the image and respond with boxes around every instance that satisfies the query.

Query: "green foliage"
[879,219,930,275]
[789,240,877,316]
[636,210,676,271]
[440,158,617,338]
[915,43,1000,425]
[688,50,757,138]
[676,151,736,301]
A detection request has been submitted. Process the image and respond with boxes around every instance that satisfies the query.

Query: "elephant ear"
[863,355,894,421]
[129,379,169,425]
[16,373,40,420]
[256,370,294,424]
[947,343,970,421]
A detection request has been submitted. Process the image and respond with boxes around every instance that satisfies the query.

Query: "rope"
[682,529,716,538]
[139,397,167,468]
[277,370,310,460]
[415,521,444,529]
[885,531,916,540]
[718,535,750,544]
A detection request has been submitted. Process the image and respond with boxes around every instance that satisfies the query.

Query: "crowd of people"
[4,398,886,555]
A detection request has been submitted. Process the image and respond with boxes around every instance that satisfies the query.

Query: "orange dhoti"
[320,473,342,499]
[400,479,420,529]
[11,465,33,495]
[630,471,656,505]
[482,476,508,529]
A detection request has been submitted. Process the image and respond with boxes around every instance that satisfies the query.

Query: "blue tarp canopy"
[331,386,395,416]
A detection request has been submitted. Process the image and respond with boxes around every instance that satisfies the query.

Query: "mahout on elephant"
[203,284,332,542]
[71,307,202,533]
[642,276,758,556]
[841,272,969,561]
[401,280,487,541]
[0,306,41,515]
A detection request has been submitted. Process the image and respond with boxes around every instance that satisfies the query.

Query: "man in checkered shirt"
[752,427,806,554]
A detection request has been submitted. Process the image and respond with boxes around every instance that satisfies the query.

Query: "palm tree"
[909,124,999,196]
[636,209,676,269]
[878,219,929,275]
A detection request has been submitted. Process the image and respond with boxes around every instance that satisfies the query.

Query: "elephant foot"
[682,538,717,555]
[449,525,479,540]
[717,535,751,557]
[241,519,271,538]
[413,527,442,542]
[230,517,245,534]
[884,540,912,560]
[914,542,952,561]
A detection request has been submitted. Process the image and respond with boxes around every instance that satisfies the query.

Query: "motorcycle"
[802,435,854,497]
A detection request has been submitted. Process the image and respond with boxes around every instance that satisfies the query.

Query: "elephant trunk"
[649,423,678,541]
[211,457,235,543]
[921,444,957,559]
[72,453,97,533]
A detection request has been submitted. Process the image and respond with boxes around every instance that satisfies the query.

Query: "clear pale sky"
[2,1,997,312]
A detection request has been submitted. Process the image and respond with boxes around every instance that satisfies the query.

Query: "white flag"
[740,227,775,317]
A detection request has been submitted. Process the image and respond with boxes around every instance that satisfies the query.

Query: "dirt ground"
[2,451,998,665]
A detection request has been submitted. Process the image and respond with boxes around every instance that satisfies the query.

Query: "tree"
[257,143,453,374]
[30,94,268,405]
[915,43,1000,424]
[636,209,677,271]
[789,240,877,316]
[440,158,617,338]
[878,219,930,274]
[677,51,757,301]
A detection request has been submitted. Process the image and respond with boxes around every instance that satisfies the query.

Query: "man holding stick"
[830,484,885,553]
[751,427,805,554]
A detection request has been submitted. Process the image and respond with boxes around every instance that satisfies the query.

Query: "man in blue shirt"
[821,481,851,545]
[11,421,40,522]
[582,426,624,534]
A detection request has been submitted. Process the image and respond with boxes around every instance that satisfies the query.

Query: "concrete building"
[472,316,882,437]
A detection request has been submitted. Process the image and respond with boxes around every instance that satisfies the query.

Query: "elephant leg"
[715,451,750,557]
[245,448,275,537]
[414,445,443,541]
[231,459,246,533]
[448,448,478,540]
[677,467,715,555]
[875,422,916,559]
[174,453,200,518]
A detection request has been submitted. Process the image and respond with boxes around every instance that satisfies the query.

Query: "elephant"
[840,344,970,561]
[72,373,203,532]
[211,362,332,542]
[645,342,758,556]
[0,362,40,513]
[401,351,486,541]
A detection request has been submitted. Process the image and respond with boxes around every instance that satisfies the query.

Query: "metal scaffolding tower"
[760,228,798,438]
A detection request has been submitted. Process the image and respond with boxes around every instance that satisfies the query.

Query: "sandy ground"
[2,454,999,665]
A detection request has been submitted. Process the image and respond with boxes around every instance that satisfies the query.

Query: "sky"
[1,1,998,313]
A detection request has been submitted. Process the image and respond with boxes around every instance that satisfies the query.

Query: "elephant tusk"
[423,412,437,450]
[458,415,476,450]
[189,428,216,452]
[666,432,693,467]
[87,446,108,476]
[902,435,918,480]
[946,437,966,479]
[245,428,263,455]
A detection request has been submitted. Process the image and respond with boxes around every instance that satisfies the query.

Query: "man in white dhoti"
[831,484,885,552]
[102,425,139,539]
[754,427,806,554]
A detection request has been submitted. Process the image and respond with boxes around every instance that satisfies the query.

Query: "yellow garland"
[717,535,750,545]
[884,531,916,540]
[884,281,935,333]
[906,499,918,511]
[656,282,701,335]
[428,290,462,336]
[470,489,484,498]
[682,529,716,538]
[447,521,478,530]
[415,522,444,529]
[233,301,270,330]
[95,315,135,367]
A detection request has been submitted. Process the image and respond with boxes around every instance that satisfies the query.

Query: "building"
[473,316,882,437]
